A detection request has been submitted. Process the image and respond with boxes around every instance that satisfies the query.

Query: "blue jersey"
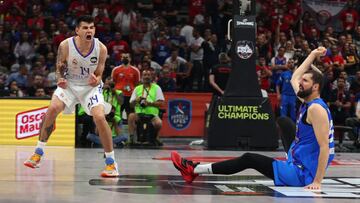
[277,70,296,96]
[273,98,335,186]
[292,98,335,183]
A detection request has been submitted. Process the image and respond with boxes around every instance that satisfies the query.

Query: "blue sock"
[35,148,44,156]
[105,157,114,165]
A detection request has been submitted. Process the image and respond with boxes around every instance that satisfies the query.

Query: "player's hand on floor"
[57,78,68,89]
[304,182,321,191]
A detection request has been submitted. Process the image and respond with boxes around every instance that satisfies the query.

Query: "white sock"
[105,151,115,160]
[36,141,47,150]
[194,163,213,174]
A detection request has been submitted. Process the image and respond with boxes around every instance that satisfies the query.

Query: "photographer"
[128,69,165,145]
[86,77,127,147]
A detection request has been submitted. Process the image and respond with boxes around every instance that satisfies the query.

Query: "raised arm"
[291,47,326,96]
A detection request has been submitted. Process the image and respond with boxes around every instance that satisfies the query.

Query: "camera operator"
[87,77,127,147]
[128,69,165,145]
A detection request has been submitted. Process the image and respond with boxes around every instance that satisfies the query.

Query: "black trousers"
[211,117,296,180]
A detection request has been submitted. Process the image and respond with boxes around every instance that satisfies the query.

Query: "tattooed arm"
[56,40,69,89]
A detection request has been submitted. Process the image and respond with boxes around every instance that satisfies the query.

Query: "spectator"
[128,69,165,145]
[6,64,28,90]
[7,80,24,97]
[180,18,194,46]
[202,33,221,91]
[143,54,162,74]
[136,0,154,19]
[256,56,272,92]
[344,43,360,77]
[112,53,140,117]
[188,0,204,22]
[354,26,360,54]
[157,66,176,92]
[68,0,89,17]
[339,1,359,32]
[271,46,287,91]
[329,77,351,126]
[209,52,231,96]
[189,28,205,91]
[0,78,10,97]
[345,92,360,148]
[94,7,112,37]
[107,32,130,65]
[161,0,178,27]
[164,49,192,91]
[113,3,137,42]
[0,40,16,68]
[13,32,35,62]
[350,70,360,96]
[276,59,297,122]
[27,74,45,97]
[131,32,151,65]
[169,26,187,58]
[332,71,351,91]
[256,33,272,62]
[34,87,48,98]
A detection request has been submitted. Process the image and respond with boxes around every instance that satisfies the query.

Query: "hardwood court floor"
[0,145,359,203]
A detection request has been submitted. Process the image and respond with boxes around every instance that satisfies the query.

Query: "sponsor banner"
[160,93,279,137]
[160,92,212,137]
[15,106,52,139]
[302,0,347,31]
[0,99,75,146]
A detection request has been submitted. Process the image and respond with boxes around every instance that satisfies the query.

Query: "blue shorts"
[272,160,311,186]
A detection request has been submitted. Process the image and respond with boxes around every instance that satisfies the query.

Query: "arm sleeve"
[129,87,138,103]
[155,86,165,101]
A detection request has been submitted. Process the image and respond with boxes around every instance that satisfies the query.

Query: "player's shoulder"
[308,102,327,115]
[59,37,71,48]
[96,39,107,52]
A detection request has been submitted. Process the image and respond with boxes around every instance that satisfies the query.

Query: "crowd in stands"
[0,0,360,134]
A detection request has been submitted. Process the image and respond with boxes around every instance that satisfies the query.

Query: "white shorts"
[54,82,111,116]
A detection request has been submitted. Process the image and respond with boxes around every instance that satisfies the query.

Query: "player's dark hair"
[76,15,94,27]
[304,70,324,92]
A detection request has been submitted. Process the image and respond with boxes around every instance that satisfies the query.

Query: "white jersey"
[65,37,101,85]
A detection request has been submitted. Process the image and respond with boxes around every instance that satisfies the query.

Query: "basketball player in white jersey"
[24,15,119,177]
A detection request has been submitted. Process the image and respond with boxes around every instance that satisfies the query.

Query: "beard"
[297,86,313,99]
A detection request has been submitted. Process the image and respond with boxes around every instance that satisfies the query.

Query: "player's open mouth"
[86,35,92,40]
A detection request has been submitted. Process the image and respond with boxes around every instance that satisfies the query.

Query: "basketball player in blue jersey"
[24,15,119,177]
[171,47,334,191]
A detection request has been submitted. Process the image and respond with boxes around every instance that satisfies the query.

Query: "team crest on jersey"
[90,57,98,63]
[168,99,191,130]
[236,40,254,59]
[72,59,78,65]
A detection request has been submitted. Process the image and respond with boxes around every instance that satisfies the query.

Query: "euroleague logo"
[236,40,254,59]
[15,107,55,139]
